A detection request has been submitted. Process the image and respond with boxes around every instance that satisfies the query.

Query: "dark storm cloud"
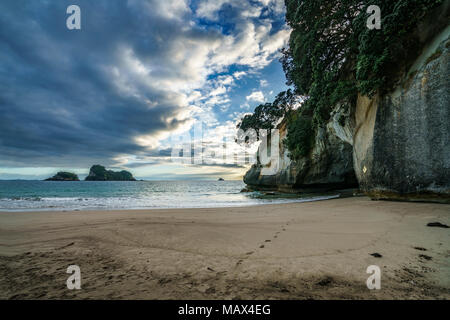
[0,0,216,167]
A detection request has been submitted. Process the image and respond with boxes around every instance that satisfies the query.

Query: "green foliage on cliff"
[236,90,297,142]
[284,113,314,158]
[280,0,443,160]
[85,165,136,181]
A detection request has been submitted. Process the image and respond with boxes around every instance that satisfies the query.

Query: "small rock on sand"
[426,222,449,228]
[370,253,383,258]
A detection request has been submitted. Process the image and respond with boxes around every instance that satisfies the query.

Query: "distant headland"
[45,165,136,181]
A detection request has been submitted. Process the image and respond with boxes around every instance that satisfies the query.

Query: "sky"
[0,0,290,180]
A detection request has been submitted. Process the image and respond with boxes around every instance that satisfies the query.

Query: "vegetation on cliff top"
[236,89,298,143]
[239,0,443,160]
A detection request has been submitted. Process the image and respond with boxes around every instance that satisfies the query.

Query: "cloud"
[233,71,247,79]
[246,91,265,103]
[0,0,288,172]
[240,102,251,109]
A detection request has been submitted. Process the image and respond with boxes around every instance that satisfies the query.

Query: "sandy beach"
[0,196,448,300]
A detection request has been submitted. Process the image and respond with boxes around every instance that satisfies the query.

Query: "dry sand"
[0,196,449,300]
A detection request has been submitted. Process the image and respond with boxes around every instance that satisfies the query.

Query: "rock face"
[45,172,79,181]
[243,104,358,192]
[244,8,449,201]
[85,165,136,181]
[353,28,450,203]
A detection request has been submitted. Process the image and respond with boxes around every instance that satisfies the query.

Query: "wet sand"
[0,197,449,299]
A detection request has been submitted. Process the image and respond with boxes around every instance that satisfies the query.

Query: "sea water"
[0,180,339,211]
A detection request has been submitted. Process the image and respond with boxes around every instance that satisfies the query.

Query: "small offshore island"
[45,165,136,181]
[45,172,80,181]
[85,165,136,181]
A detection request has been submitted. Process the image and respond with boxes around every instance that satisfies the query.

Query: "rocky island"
[85,165,136,181]
[45,172,80,181]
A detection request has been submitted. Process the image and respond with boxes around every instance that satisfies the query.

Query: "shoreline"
[0,197,449,299]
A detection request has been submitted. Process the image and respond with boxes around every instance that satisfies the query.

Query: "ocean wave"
[0,197,42,201]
